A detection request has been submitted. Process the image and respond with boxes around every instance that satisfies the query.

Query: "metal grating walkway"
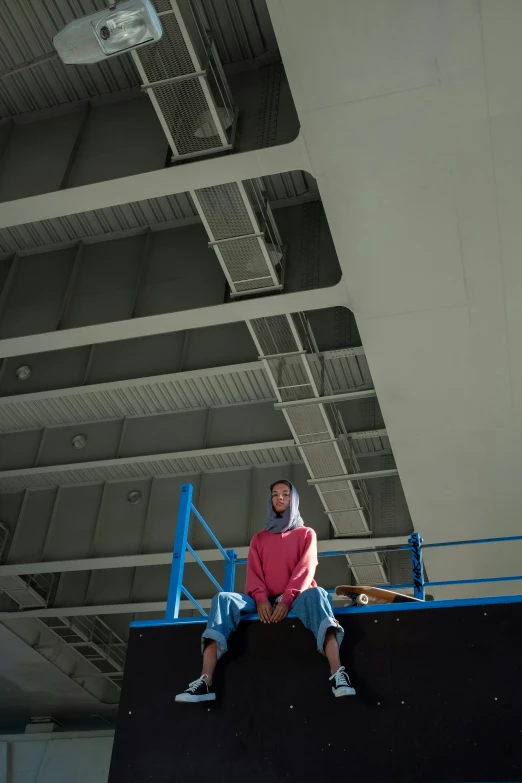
[247,313,387,585]
[41,615,126,692]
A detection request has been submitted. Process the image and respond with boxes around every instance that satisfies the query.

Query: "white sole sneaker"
[175,693,216,703]
[332,686,356,697]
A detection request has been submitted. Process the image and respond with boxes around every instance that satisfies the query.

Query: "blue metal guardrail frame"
[131,483,522,629]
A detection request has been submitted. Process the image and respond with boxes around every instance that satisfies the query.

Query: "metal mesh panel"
[151,0,172,11]
[265,357,315,402]
[250,315,299,356]
[319,479,370,536]
[300,441,347,479]
[217,238,274,287]
[250,315,373,537]
[195,183,257,240]
[138,11,198,81]
[350,564,388,584]
[329,511,369,536]
[134,5,234,160]
[320,483,360,511]
[284,405,330,445]
[234,277,274,292]
[193,180,284,294]
[151,80,222,156]
[347,552,388,584]
[350,552,385,567]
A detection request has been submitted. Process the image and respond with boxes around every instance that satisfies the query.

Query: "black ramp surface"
[109,602,521,783]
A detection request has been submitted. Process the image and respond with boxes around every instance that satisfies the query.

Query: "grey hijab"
[265,483,304,534]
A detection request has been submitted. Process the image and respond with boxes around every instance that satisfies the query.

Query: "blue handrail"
[156,482,522,625]
[164,483,237,620]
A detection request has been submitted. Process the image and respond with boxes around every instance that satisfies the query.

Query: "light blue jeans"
[201,586,343,660]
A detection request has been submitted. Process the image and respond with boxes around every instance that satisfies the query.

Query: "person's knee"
[212,591,235,606]
[303,586,328,606]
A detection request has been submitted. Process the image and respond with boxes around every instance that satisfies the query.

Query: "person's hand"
[257,601,273,624]
[271,602,289,623]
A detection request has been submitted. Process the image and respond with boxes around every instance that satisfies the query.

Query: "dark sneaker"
[329,666,356,697]
[175,675,216,703]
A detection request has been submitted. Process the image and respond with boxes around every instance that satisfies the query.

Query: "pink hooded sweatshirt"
[245,485,318,609]
[245,528,318,609]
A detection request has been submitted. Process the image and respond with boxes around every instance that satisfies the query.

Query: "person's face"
[271,483,291,514]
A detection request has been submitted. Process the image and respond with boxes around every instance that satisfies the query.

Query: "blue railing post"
[224,549,237,593]
[165,483,193,621]
[409,532,425,600]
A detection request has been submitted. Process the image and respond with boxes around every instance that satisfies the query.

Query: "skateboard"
[335,584,424,606]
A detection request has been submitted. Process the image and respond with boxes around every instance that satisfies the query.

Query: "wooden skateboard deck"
[335,584,423,606]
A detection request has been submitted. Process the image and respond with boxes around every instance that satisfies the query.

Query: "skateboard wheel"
[356,594,369,605]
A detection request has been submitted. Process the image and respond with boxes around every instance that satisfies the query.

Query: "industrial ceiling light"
[53,0,162,65]
[15,365,31,381]
[72,434,87,449]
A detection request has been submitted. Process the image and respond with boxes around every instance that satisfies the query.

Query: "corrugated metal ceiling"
[0,192,199,254]
[0,0,140,115]
[0,363,273,431]
[0,173,317,254]
[193,0,270,64]
[0,440,300,491]
[0,0,275,117]
[0,351,371,433]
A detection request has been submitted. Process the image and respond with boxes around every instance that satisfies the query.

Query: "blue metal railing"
[139,482,522,627]
[164,483,237,622]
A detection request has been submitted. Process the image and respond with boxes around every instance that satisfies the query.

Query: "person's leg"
[201,640,219,683]
[324,627,342,675]
[176,592,256,703]
[201,591,257,669]
[292,587,355,697]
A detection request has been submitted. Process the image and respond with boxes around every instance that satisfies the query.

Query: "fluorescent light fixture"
[53,0,162,65]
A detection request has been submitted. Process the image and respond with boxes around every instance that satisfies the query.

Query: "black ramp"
[109,602,521,783]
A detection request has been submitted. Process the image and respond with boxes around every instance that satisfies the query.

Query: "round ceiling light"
[127,490,142,504]
[72,434,87,449]
[16,365,32,381]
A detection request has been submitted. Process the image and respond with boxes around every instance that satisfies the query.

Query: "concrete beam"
[274,388,377,409]
[0,439,299,493]
[0,536,409,578]
[308,469,399,485]
[0,602,169,620]
[0,281,347,358]
[0,134,311,230]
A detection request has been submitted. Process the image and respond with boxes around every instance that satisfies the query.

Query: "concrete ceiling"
[267,0,522,593]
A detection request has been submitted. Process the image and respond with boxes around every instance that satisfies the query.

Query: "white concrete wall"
[0,731,114,783]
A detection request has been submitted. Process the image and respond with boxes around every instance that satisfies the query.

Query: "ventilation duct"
[134,0,236,160]
[192,179,285,296]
